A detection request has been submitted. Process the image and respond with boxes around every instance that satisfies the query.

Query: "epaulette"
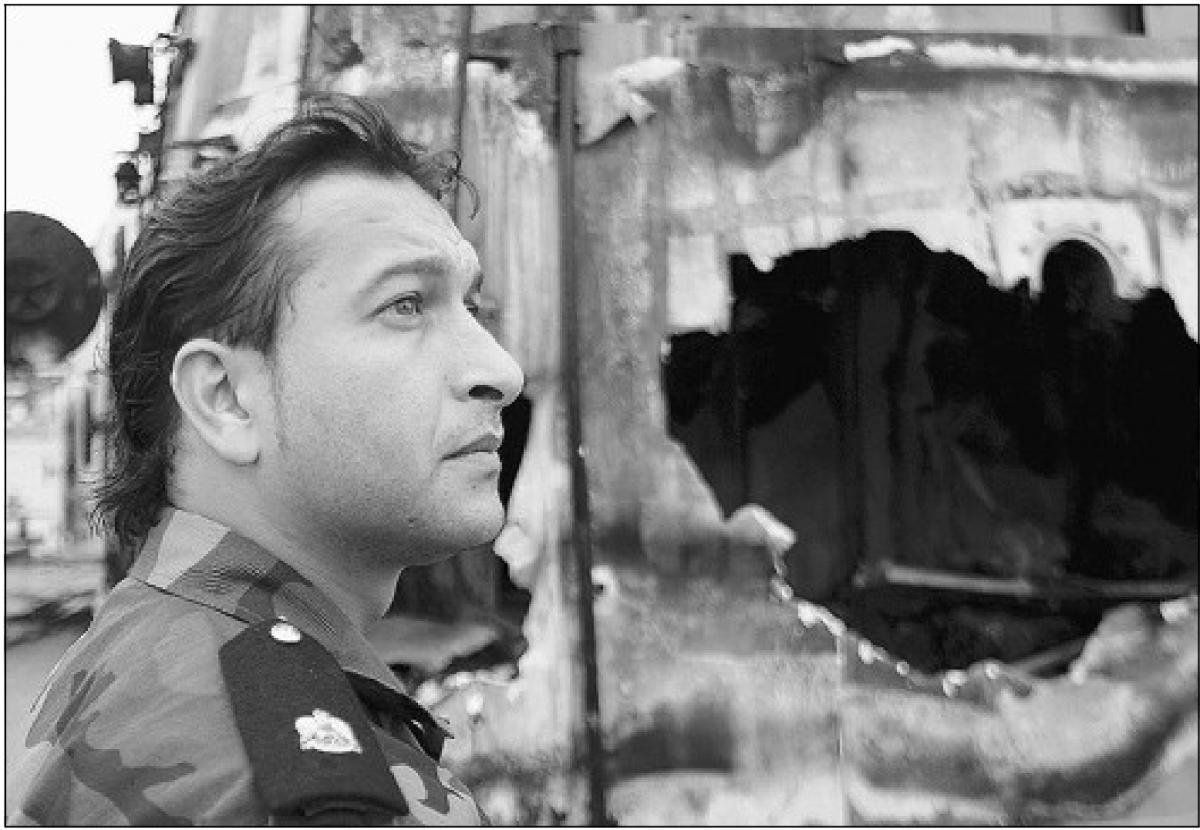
[219,618,409,825]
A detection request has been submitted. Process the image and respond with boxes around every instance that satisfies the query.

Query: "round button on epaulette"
[270,621,302,643]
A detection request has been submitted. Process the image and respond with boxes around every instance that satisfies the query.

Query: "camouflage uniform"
[6,507,484,825]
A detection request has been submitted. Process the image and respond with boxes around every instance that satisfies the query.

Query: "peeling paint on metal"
[626,57,1197,341]
[578,56,685,145]
[459,62,560,383]
[925,41,1199,83]
[842,36,917,62]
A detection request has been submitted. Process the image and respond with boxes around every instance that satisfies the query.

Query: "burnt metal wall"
[556,26,1199,591]
[437,21,1198,824]
[417,17,1195,825]
[306,6,465,150]
[470,5,1147,36]
[158,6,309,189]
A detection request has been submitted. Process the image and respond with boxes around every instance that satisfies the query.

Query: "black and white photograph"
[4,4,1198,825]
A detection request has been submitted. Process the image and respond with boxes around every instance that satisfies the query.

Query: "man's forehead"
[378,234,480,284]
[444,234,481,278]
[281,170,480,279]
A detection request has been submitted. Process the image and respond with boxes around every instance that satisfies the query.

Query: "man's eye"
[464,292,483,318]
[384,295,423,316]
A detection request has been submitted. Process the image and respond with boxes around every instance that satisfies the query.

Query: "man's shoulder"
[52,579,247,715]
[8,583,264,825]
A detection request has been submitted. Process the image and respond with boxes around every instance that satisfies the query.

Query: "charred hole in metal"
[660,230,1197,674]
[386,393,533,685]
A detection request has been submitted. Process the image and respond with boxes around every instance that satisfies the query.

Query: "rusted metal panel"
[840,595,1199,823]
[306,5,465,149]
[457,62,562,388]
[159,6,308,188]
[471,5,1147,37]
[1145,5,1200,39]
[549,27,1196,592]
[573,30,1197,336]
[433,21,1198,824]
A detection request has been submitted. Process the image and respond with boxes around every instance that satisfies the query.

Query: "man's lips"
[446,432,504,458]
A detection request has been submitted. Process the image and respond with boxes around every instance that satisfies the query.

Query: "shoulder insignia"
[296,708,362,754]
[219,618,408,823]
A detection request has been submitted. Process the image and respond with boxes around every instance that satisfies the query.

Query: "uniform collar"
[128,507,445,741]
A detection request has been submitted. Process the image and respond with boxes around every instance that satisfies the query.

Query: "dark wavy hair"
[93,93,474,549]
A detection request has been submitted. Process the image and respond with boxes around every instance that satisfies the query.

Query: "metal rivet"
[858,641,877,664]
[271,621,302,643]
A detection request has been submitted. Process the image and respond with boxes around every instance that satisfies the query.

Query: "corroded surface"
[841,596,1199,824]
[430,580,1197,824]
[442,22,1197,824]
[307,6,464,149]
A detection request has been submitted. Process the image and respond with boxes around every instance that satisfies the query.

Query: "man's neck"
[242,516,403,631]
[171,493,400,632]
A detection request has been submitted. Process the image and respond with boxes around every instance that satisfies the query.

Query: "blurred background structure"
[5,5,1198,825]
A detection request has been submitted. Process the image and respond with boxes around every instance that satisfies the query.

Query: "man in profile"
[7,94,523,825]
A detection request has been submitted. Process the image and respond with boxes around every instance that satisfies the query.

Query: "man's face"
[256,169,524,565]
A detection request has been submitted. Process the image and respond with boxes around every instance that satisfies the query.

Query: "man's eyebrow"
[381,254,456,278]
[357,254,479,295]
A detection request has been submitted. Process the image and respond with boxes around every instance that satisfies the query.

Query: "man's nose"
[455,321,525,407]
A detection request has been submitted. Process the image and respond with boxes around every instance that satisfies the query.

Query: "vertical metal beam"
[1126,4,1146,34]
[552,23,608,827]
[300,5,317,99]
[451,5,474,223]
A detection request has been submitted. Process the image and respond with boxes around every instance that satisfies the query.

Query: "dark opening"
[496,392,534,621]
[662,230,1197,672]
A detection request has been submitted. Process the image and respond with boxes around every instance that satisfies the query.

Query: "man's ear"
[170,339,270,465]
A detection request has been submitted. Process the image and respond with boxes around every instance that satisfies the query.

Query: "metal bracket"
[547,23,580,56]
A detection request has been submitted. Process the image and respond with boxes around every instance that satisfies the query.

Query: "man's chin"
[405,539,496,568]
[403,515,505,565]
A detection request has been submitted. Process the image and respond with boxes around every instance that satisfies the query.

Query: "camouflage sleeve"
[377,729,485,825]
[6,601,266,825]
